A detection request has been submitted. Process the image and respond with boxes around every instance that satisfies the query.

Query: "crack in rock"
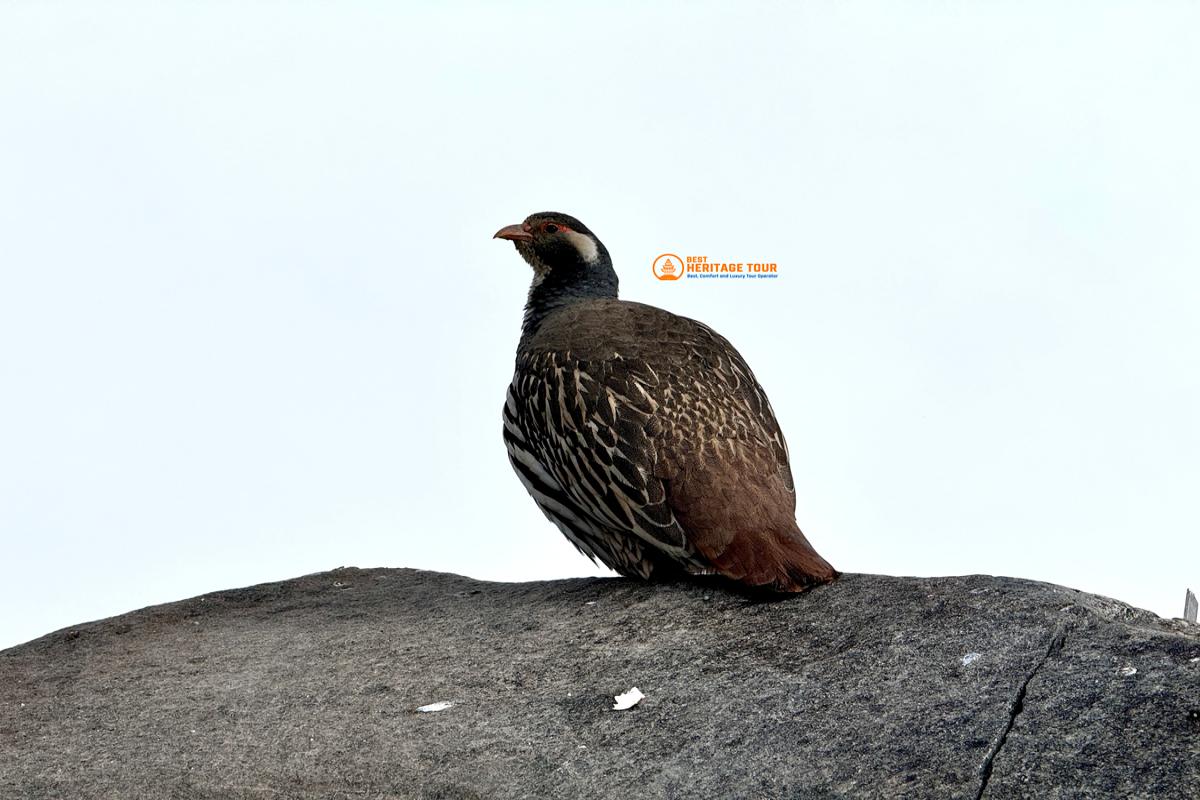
[974,623,1070,800]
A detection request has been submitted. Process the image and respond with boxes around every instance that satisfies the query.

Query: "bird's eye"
[544,223,559,234]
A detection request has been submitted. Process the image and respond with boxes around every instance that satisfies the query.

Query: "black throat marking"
[520,242,619,345]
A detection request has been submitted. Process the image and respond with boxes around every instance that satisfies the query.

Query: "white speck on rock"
[417,701,454,713]
[612,687,645,710]
[961,653,981,666]
[584,601,597,606]
[1119,666,1137,677]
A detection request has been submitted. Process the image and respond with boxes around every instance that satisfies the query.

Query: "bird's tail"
[709,523,839,593]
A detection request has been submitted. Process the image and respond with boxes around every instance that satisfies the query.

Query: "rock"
[1,568,1197,799]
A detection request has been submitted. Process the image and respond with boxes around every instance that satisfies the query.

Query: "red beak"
[493,223,534,242]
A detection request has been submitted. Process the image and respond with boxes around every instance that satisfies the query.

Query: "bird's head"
[493,212,613,285]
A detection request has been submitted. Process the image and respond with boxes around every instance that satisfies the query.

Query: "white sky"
[2,2,1197,650]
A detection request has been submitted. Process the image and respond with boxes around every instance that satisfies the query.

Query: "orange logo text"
[652,254,779,281]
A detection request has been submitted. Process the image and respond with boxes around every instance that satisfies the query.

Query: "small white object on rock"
[1119,666,1137,677]
[417,701,454,713]
[961,653,981,666]
[612,687,645,710]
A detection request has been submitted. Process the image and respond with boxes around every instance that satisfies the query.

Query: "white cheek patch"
[563,229,599,263]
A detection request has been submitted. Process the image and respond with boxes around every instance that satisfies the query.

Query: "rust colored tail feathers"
[699,523,839,593]
[665,456,838,593]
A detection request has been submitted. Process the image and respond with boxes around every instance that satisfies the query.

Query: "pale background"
[2,2,1197,650]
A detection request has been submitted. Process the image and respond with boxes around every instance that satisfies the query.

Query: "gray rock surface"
[1,568,1197,799]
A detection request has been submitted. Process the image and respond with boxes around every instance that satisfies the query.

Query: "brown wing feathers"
[649,323,837,591]
[508,301,837,592]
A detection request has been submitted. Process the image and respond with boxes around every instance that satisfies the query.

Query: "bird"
[494,212,837,593]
